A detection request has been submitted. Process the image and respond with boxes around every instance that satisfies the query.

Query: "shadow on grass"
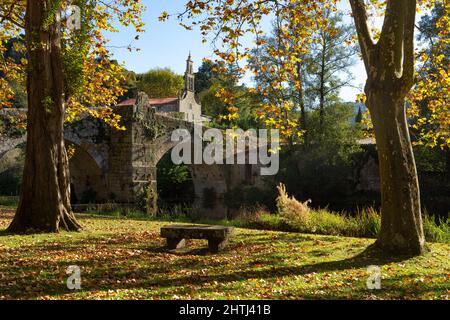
[143,244,417,287]
[0,235,436,300]
[0,213,440,299]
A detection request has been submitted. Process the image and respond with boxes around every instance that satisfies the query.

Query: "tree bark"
[296,61,308,148]
[7,0,81,233]
[367,90,425,255]
[350,0,425,255]
[318,36,326,132]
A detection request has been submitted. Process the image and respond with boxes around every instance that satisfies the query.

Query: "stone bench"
[160,225,234,253]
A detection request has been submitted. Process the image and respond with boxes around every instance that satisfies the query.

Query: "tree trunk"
[296,61,308,148]
[7,0,81,233]
[367,90,425,255]
[349,0,424,255]
[446,148,450,179]
[318,37,326,132]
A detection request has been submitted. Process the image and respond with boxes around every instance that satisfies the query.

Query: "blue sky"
[105,0,370,102]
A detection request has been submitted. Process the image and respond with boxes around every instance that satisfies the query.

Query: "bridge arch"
[66,141,108,204]
[152,131,229,219]
[0,135,27,160]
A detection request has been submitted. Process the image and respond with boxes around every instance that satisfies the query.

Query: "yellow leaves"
[356,93,366,104]
[64,54,128,131]
[408,9,450,150]
[66,144,76,159]
[176,0,448,147]
[0,0,144,131]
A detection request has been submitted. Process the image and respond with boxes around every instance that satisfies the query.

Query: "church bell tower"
[185,52,195,92]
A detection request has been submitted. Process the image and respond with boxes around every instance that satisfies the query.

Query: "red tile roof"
[116,99,135,106]
[117,97,178,107]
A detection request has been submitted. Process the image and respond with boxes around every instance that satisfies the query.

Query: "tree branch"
[402,0,417,86]
[379,0,407,78]
[348,0,375,74]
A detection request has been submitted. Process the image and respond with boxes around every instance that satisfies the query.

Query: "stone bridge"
[0,94,267,218]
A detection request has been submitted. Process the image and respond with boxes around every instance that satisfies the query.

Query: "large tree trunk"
[350,0,424,255]
[7,0,81,233]
[367,91,425,255]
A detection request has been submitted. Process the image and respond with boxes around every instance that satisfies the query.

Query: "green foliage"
[277,102,363,205]
[0,196,19,207]
[306,102,363,154]
[414,145,447,173]
[225,185,276,212]
[355,207,381,237]
[355,106,363,124]
[272,186,447,241]
[136,68,183,98]
[119,70,138,101]
[195,59,218,94]
[156,152,194,205]
[195,60,261,129]
[0,37,27,108]
[0,116,26,137]
[302,12,357,109]
[274,204,447,242]
[61,0,92,96]
[423,213,450,243]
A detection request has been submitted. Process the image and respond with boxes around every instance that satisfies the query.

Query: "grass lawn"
[0,208,449,300]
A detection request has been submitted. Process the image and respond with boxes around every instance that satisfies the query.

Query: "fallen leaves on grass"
[0,211,448,300]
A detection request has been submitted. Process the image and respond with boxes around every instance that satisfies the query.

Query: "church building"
[117,54,207,123]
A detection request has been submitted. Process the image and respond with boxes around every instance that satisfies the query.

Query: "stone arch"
[152,133,181,165]
[152,132,229,219]
[64,130,109,173]
[66,141,108,204]
[0,140,26,196]
[0,135,27,160]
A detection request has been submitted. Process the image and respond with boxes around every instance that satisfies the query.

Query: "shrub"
[355,207,381,237]
[0,196,19,207]
[308,209,354,235]
[233,205,280,230]
[276,183,310,227]
[423,213,450,243]
[224,185,276,211]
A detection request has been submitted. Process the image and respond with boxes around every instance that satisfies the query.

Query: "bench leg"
[208,238,227,253]
[167,238,185,250]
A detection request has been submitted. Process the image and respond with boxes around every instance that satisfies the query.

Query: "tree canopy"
[0,0,145,129]
[161,0,449,150]
[136,68,184,98]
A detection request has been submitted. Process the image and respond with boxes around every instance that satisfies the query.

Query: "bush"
[308,209,357,236]
[0,196,19,207]
[423,213,450,243]
[355,207,381,237]
[276,183,310,227]
[272,184,448,242]
[232,205,280,230]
